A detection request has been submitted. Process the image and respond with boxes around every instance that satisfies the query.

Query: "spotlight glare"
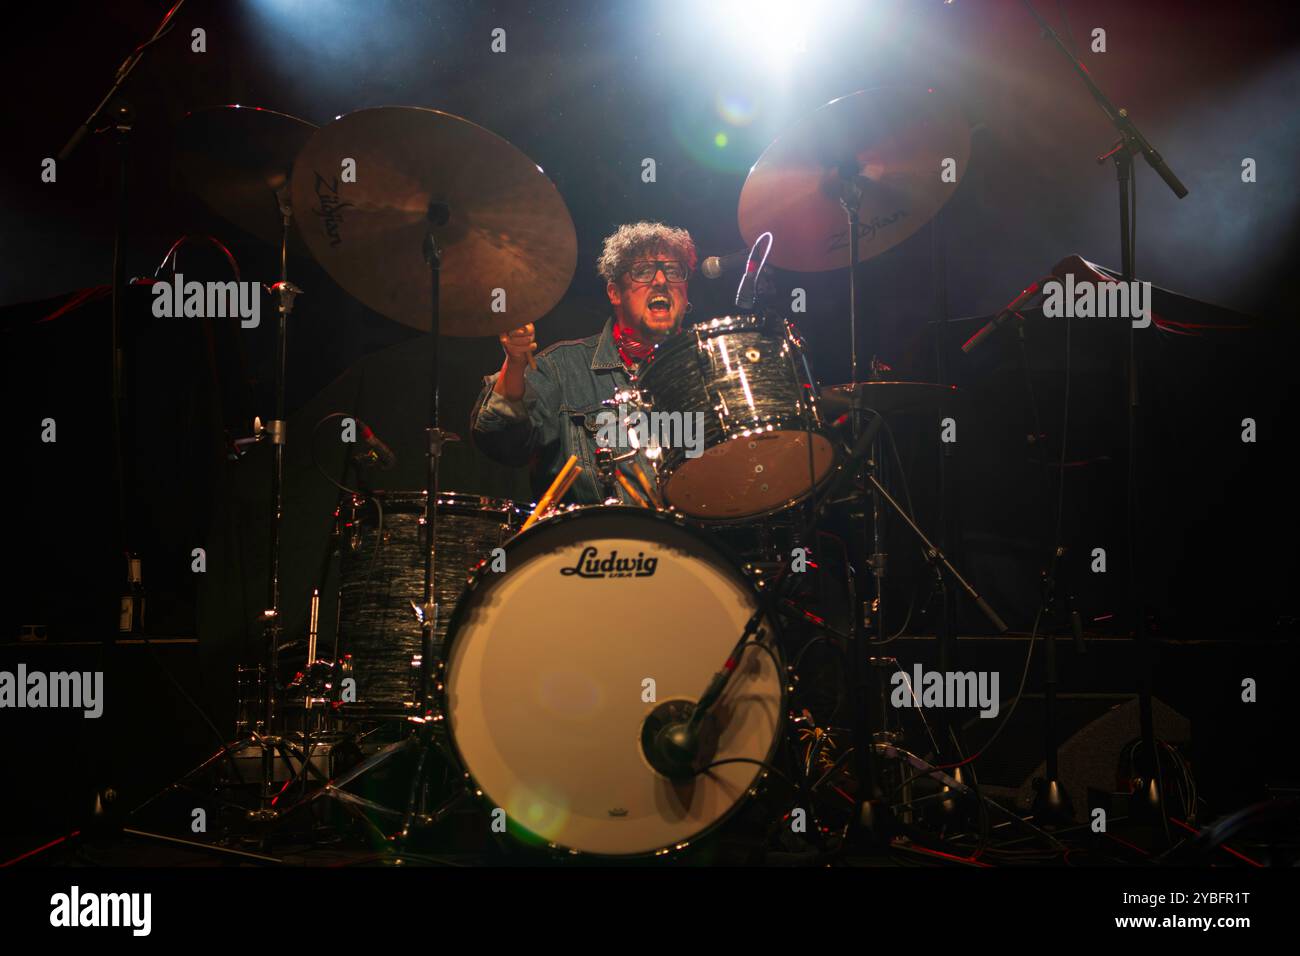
[708,0,825,70]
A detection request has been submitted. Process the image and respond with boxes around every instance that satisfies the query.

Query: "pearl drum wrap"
[638,315,836,520]
[336,491,524,711]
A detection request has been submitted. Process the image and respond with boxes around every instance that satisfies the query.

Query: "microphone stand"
[1022,0,1188,845]
[54,1,191,829]
[55,0,191,595]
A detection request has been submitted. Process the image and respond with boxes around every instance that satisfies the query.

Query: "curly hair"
[596,221,698,283]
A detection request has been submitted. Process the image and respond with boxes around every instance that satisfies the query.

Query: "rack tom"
[639,315,836,520]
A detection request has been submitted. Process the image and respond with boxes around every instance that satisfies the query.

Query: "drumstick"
[631,460,663,509]
[552,464,582,506]
[615,470,650,508]
[522,454,578,531]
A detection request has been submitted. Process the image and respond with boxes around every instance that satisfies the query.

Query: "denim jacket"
[470,318,657,505]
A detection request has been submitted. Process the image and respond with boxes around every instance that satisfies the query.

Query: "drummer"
[471,221,696,504]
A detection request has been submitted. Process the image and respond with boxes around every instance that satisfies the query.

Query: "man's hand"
[494,323,535,401]
[500,324,537,367]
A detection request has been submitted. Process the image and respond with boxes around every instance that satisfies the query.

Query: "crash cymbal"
[739,88,970,272]
[821,381,959,418]
[176,105,317,247]
[290,106,577,337]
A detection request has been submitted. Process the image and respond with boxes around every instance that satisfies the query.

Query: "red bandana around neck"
[613,321,656,367]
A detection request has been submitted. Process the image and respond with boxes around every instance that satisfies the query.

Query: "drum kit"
[155,87,1015,862]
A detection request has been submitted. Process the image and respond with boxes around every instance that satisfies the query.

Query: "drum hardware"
[593,447,620,503]
[123,102,579,856]
[172,105,327,827]
[733,87,978,849]
[284,105,582,851]
[747,404,1006,850]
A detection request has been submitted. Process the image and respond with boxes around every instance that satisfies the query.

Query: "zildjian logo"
[312,171,354,247]
[827,209,908,251]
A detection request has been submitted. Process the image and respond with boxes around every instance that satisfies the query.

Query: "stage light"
[703,0,824,72]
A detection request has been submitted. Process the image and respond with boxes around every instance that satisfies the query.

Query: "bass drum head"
[443,508,782,857]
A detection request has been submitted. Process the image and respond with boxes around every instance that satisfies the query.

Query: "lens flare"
[715,89,758,127]
[507,785,570,843]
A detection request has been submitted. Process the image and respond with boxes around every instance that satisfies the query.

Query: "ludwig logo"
[561,546,658,579]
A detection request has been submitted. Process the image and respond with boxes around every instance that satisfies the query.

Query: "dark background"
[2,0,1298,849]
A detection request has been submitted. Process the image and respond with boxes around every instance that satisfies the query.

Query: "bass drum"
[440,507,783,858]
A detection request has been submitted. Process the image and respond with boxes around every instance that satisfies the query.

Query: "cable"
[701,757,793,790]
[891,606,1044,796]
[153,234,242,281]
[311,412,365,497]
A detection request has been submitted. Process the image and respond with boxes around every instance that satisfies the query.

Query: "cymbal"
[290,107,577,337]
[176,105,318,247]
[821,381,959,418]
[739,88,970,272]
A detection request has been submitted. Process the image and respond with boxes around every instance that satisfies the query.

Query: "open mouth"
[647,293,672,314]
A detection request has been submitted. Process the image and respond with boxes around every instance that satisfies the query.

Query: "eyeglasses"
[626,260,689,283]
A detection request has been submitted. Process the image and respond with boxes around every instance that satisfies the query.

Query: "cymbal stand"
[246,187,303,830]
[269,200,466,855]
[833,167,890,843]
[397,199,461,847]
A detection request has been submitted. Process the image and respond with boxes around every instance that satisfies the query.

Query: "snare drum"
[639,315,836,520]
[439,506,784,857]
[336,491,524,711]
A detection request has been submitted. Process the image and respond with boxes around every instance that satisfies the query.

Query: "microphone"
[700,249,751,279]
[356,420,398,469]
[960,277,1049,354]
[641,698,720,780]
[652,721,701,780]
